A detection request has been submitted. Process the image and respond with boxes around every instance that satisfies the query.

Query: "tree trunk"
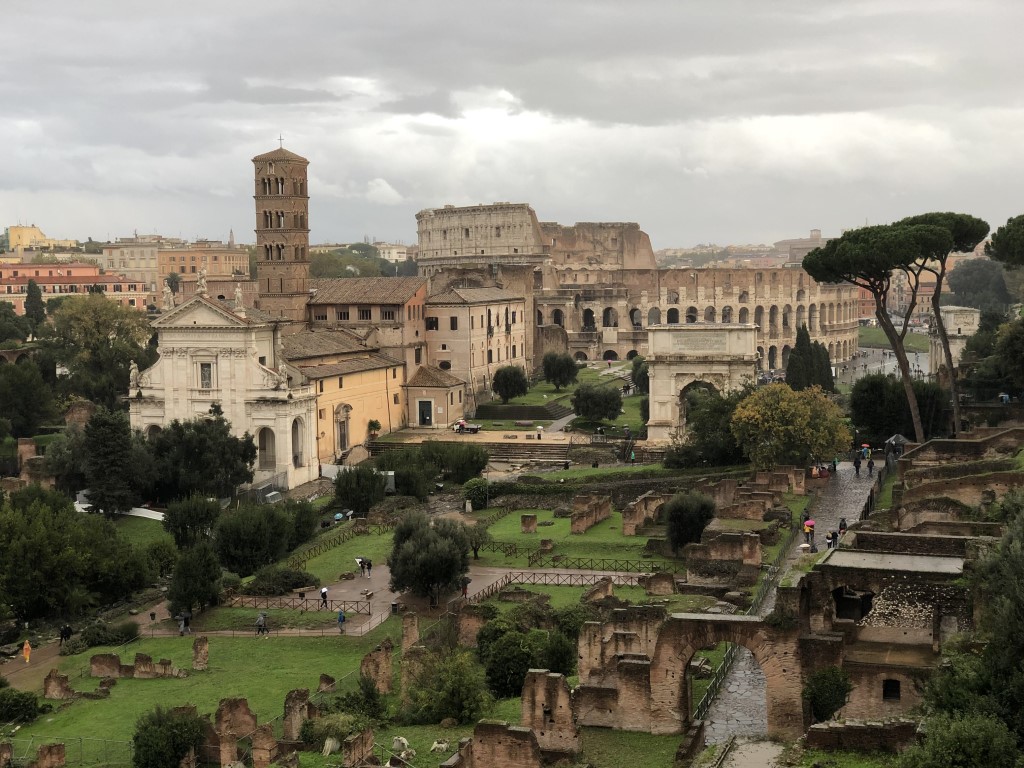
[875,304,925,443]
[931,277,962,436]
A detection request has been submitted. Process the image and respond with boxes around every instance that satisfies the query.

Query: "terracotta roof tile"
[309,277,427,305]
[405,365,465,388]
[282,328,372,360]
[426,286,523,304]
[298,353,402,378]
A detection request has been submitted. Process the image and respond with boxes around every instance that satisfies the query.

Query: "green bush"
[132,706,206,768]
[542,631,576,676]
[485,630,542,697]
[419,441,488,483]
[80,620,140,649]
[664,492,716,555]
[299,712,368,751]
[220,571,242,593]
[400,648,492,725]
[335,675,388,722]
[0,687,39,723]
[571,383,623,423]
[553,604,599,641]
[146,539,179,579]
[898,713,1021,768]
[241,566,319,596]
[59,637,88,656]
[462,478,490,510]
[802,666,852,722]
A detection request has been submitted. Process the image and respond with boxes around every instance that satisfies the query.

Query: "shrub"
[146,539,179,579]
[554,604,599,641]
[485,630,542,698]
[571,384,622,423]
[0,687,39,723]
[802,666,852,722]
[59,637,89,656]
[898,713,1022,768]
[220,571,242,594]
[333,465,387,518]
[299,712,368,751]
[664,492,716,555]
[462,478,490,510]
[132,706,206,768]
[640,396,650,424]
[286,500,320,548]
[401,648,492,725]
[80,620,140,648]
[419,442,489,484]
[242,566,319,596]
[336,675,388,722]
[542,631,576,676]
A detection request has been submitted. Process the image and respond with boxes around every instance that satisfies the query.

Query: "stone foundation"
[806,719,919,754]
[521,514,537,534]
[520,670,580,755]
[401,612,419,651]
[570,493,612,534]
[43,669,76,700]
[359,638,393,694]
[89,652,187,679]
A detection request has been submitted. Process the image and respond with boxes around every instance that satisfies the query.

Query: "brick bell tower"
[252,145,311,325]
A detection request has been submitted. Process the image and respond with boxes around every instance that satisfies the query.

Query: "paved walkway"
[703,463,873,743]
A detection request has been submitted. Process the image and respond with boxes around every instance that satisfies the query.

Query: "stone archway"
[603,349,619,361]
[602,307,619,328]
[574,351,589,361]
[629,308,642,328]
[645,324,757,441]
[667,308,680,324]
[552,308,565,327]
[648,307,661,325]
[583,308,596,329]
[648,615,802,737]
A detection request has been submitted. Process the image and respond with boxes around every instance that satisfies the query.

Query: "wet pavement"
[703,464,873,743]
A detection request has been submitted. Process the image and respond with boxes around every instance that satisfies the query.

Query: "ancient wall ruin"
[520,670,580,756]
[89,652,187,679]
[359,638,393,694]
[570,493,611,534]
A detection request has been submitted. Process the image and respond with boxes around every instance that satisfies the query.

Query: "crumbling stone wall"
[806,719,919,754]
[684,531,762,585]
[520,670,580,755]
[840,666,924,721]
[341,728,374,768]
[521,514,537,534]
[852,531,975,558]
[898,428,1024,476]
[89,653,186,679]
[401,612,419,651]
[282,689,314,742]
[458,603,488,647]
[899,471,1024,508]
[581,577,613,603]
[192,636,208,671]
[400,645,427,704]
[43,670,75,700]
[469,721,544,768]
[640,571,676,596]
[622,491,674,536]
[359,638,393,694]
[570,493,611,534]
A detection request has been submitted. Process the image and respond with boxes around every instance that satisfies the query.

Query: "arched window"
[704,306,716,322]
[257,428,277,470]
[738,307,749,324]
[537,309,544,326]
[602,307,618,327]
[629,308,642,328]
[648,307,661,325]
[768,346,778,370]
[291,418,305,468]
[796,305,806,329]
[574,351,589,361]
[754,306,764,327]
[666,308,680,324]
[552,308,564,327]
[808,304,818,331]
[685,306,698,323]
[769,305,779,330]
[782,304,791,330]
[782,344,792,368]
[582,308,596,329]
[626,350,639,360]
[603,350,619,361]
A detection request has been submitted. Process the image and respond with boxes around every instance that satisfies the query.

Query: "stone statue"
[162,280,174,311]
[234,283,243,309]
[129,360,140,389]
[196,264,208,296]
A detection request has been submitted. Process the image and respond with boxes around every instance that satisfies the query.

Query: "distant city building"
[374,242,409,264]
[103,240,159,306]
[5,225,78,253]
[0,262,149,312]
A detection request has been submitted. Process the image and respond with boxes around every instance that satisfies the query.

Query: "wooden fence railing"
[525,553,672,573]
[225,595,371,614]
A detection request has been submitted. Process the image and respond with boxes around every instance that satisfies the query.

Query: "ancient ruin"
[570,493,611,534]
[89,652,187,679]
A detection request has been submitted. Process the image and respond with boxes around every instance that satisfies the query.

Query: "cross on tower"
[278,134,284,148]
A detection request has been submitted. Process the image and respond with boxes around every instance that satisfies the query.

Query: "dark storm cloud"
[3,0,1024,245]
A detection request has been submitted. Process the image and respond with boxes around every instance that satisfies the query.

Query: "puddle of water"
[724,741,785,768]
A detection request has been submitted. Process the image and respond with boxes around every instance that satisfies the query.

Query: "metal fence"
[5,737,133,767]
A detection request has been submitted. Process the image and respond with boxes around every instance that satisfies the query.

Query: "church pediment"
[153,296,251,329]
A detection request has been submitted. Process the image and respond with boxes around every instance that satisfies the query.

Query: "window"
[450,393,454,405]
[495,226,501,237]
[338,377,344,388]
[393,393,399,404]
[392,368,397,379]
[199,362,213,389]
[259,356,267,366]
[426,317,439,331]
[450,316,458,331]
[381,306,397,321]
[318,381,324,393]
[471,316,475,329]
[464,228,470,238]
[318,409,325,419]
[358,308,372,321]
[882,680,901,701]
[512,311,516,324]
[512,345,516,358]
[439,361,452,370]
[415,347,422,364]
[314,311,327,321]
[338,308,350,321]
[458,390,462,403]
[487,350,493,363]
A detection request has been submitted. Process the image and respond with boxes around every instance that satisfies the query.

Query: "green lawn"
[114,516,173,550]
[859,325,930,353]
[18,625,402,745]
[875,471,898,510]
[478,419,554,431]
[504,366,614,407]
[475,507,668,568]
[578,727,685,768]
[301,528,395,585]
[791,748,896,767]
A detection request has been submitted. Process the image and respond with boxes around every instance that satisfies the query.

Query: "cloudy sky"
[4,1,1024,249]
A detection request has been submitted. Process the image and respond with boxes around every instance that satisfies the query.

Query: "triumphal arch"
[646,323,757,442]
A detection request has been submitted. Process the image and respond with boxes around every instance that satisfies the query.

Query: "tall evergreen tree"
[811,341,835,392]
[23,280,45,335]
[83,407,137,517]
[786,326,813,390]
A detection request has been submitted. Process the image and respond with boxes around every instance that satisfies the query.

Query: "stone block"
[192,636,209,671]
[359,638,393,694]
[521,514,538,534]
[43,669,75,700]
[317,674,335,693]
[282,689,311,742]
[90,653,121,678]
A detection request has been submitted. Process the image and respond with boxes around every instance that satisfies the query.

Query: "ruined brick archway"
[649,614,803,738]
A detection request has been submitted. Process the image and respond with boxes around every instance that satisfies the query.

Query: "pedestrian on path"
[867,458,875,477]
[320,586,329,607]
[255,612,268,637]
[22,639,30,664]
[853,457,861,476]
[839,517,848,536]
[358,558,366,577]
[337,609,346,634]
[365,560,373,578]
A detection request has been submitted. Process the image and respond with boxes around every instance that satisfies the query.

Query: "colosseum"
[416,202,859,371]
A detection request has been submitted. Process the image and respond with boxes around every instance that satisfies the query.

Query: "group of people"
[852,455,875,477]
[357,558,373,578]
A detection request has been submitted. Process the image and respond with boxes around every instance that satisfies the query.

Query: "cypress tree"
[787,325,813,390]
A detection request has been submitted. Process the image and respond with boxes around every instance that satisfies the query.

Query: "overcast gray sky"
[4,0,1024,249]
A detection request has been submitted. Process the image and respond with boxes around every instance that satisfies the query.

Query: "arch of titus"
[646,323,757,442]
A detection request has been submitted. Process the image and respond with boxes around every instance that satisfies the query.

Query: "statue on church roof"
[162,280,175,311]
[196,263,208,296]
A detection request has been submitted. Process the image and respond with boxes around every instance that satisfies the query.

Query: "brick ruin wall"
[806,719,919,754]
[89,652,187,679]
[899,471,1024,508]
[570,493,611,534]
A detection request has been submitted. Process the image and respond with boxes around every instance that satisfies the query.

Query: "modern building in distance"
[102,240,159,306]
[0,262,150,312]
[5,225,78,253]
[374,242,408,264]
[157,235,249,282]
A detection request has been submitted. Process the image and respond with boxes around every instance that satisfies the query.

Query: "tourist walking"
[337,609,346,634]
[22,639,30,664]
[255,612,268,637]
[365,559,373,578]
[867,458,875,477]
[320,586,329,607]
[853,456,861,477]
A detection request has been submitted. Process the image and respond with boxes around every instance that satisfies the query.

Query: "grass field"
[503,365,613,406]
[113,516,173,550]
[17,625,403,746]
[569,392,646,435]
[301,527,395,585]
[859,325,930,353]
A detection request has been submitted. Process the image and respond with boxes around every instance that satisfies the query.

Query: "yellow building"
[282,330,406,464]
[6,225,78,252]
